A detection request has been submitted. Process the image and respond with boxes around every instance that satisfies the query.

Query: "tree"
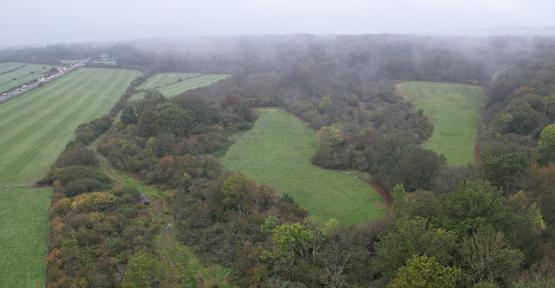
[375,217,457,280]
[318,125,344,147]
[138,102,193,137]
[439,180,506,236]
[121,101,140,124]
[504,192,545,254]
[391,184,408,218]
[221,172,254,213]
[538,124,555,166]
[395,146,445,191]
[387,255,460,288]
[121,252,162,288]
[481,146,529,193]
[319,95,333,112]
[271,223,314,259]
[459,229,523,286]
[504,104,541,135]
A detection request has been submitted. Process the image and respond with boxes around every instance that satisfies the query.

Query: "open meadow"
[222,108,386,224]
[136,73,230,98]
[137,72,200,89]
[0,67,141,287]
[396,81,485,166]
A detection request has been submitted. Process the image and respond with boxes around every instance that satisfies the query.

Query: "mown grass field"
[396,81,485,166]
[0,187,52,288]
[137,73,230,98]
[0,68,142,185]
[0,67,141,287]
[0,62,24,73]
[0,62,54,93]
[222,108,386,224]
[138,72,200,89]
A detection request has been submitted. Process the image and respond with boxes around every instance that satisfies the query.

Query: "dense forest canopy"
[5,34,555,287]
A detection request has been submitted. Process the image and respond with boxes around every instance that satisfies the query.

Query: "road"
[0,59,89,102]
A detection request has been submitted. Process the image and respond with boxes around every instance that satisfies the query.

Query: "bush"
[47,165,112,197]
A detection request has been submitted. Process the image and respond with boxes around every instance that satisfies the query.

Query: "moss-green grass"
[222,108,386,224]
[0,187,52,288]
[396,81,485,166]
[128,91,147,101]
[0,68,141,287]
[137,73,230,98]
[138,73,200,89]
[0,63,54,93]
[0,68,142,186]
[0,62,25,74]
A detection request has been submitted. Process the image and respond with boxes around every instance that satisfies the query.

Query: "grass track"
[0,67,141,288]
[396,81,485,166]
[222,108,386,224]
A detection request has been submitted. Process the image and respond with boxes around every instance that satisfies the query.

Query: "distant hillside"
[439,26,555,37]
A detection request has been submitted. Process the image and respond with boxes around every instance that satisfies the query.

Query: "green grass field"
[0,62,25,74]
[137,73,230,98]
[222,108,386,224]
[0,187,52,288]
[138,72,200,89]
[0,68,142,186]
[396,81,485,166]
[0,67,141,287]
[0,62,54,93]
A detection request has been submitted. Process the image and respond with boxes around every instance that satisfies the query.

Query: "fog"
[4,0,555,46]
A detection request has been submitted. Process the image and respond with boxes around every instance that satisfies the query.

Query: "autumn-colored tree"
[387,255,460,288]
[272,223,314,258]
[121,252,163,288]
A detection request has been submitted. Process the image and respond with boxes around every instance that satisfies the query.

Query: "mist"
[4,0,555,47]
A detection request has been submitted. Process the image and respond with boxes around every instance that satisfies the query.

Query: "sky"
[3,0,555,46]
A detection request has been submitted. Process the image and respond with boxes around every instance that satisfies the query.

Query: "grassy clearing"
[222,108,386,224]
[396,81,485,166]
[0,187,52,288]
[0,68,141,287]
[0,68,142,186]
[158,74,230,97]
[0,63,54,93]
[136,73,230,98]
[138,73,200,90]
[128,91,146,101]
